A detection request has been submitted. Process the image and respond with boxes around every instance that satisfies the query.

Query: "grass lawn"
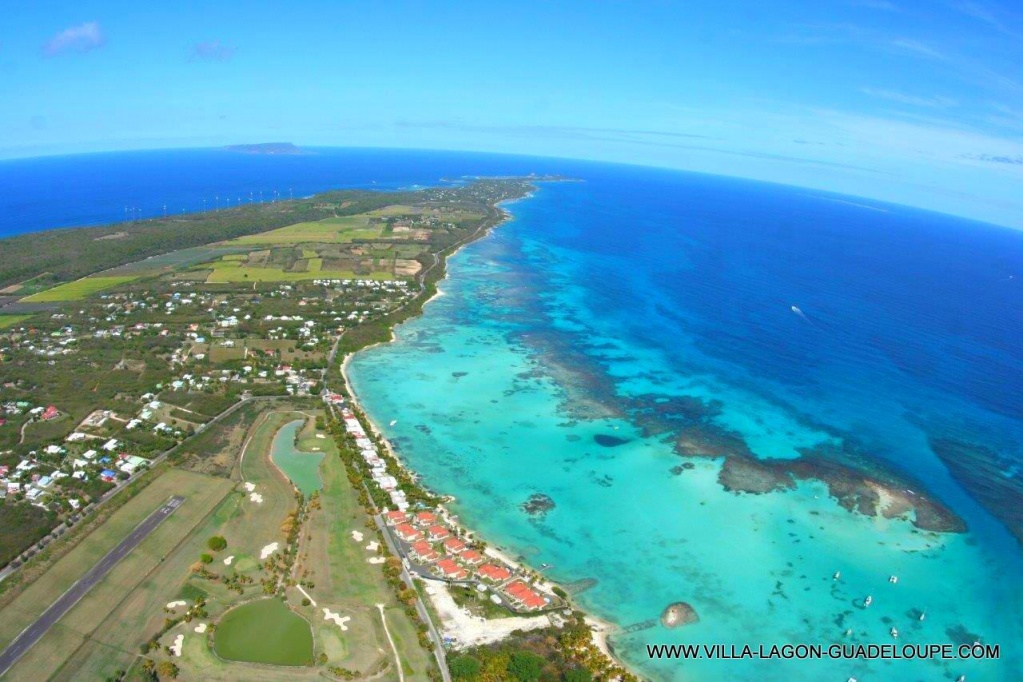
[231,216,382,245]
[0,469,233,680]
[292,429,435,680]
[0,314,34,329]
[21,276,138,302]
[204,258,390,283]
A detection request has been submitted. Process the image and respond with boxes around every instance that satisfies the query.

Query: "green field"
[0,314,34,329]
[204,257,391,283]
[21,276,138,302]
[214,598,314,665]
[232,216,382,245]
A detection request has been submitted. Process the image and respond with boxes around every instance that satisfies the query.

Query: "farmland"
[21,276,138,302]
[232,215,383,245]
[0,315,34,329]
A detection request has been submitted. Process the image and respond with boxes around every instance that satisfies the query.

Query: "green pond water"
[270,419,324,497]
[213,597,313,666]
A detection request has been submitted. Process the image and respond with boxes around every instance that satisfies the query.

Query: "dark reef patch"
[929,437,1023,545]
[594,434,630,447]
[660,602,700,628]
[521,493,556,518]
[672,425,965,534]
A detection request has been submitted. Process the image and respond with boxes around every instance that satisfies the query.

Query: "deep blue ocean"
[3,148,1022,680]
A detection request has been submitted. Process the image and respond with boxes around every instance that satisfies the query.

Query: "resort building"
[436,558,469,580]
[459,549,484,565]
[414,511,438,527]
[427,524,450,541]
[410,540,439,563]
[394,523,422,542]
[385,510,408,525]
[504,580,547,610]
[442,537,466,555]
[478,563,512,583]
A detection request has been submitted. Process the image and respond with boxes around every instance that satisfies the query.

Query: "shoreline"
[335,193,631,675]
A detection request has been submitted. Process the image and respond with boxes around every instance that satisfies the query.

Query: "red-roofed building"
[442,537,466,555]
[394,523,422,542]
[503,581,547,610]
[385,510,408,525]
[427,525,450,541]
[478,563,512,583]
[410,540,439,563]
[435,558,468,580]
[41,405,59,421]
[414,511,438,527]
[460,550,484,565]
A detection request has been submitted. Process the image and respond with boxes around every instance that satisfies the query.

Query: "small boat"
[890,627,898,638]
[833,571,841,580]
[864,595,873,607]
[919,610,926,621]
[389,420,397,426]
[889,575,899,584]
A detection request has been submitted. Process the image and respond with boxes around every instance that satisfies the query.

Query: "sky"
[1,0,1022,227]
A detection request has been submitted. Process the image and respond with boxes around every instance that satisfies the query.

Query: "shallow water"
[349,171,1023,681]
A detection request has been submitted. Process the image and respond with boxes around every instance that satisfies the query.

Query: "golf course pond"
[270,419,325,497]
[213,597,314,666]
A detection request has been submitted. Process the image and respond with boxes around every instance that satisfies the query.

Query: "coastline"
[335,193,632,675]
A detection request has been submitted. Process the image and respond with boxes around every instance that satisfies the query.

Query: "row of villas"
[338,405,409,512]
[386,509,550,611]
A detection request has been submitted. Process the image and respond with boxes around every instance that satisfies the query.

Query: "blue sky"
[2,0,1022,227]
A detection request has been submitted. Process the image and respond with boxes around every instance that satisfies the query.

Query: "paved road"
[0,496,185,678]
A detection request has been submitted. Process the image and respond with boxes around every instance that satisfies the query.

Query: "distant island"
[223,142,304,155]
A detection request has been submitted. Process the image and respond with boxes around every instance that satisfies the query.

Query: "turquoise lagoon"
[271,420,324,497]
[348,170,1023,681]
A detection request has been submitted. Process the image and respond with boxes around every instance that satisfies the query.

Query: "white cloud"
[43,21,105,57]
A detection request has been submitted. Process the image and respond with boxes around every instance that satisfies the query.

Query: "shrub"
[200,553,213,564]
[207,536,227,551]
[449,655,482,679]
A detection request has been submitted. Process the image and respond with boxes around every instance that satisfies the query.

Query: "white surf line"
[376,603,404,682]
[297,585,317,607]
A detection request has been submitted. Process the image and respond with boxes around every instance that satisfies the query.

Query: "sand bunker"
[249,492,264,504]
[366,541,380,552]
[323,608,351,631]
[244,482,255,492]
[170,633,184,656]
[261,542,279,559]
[194,622,208,633]
[316,434,326,439]
[223,555,235,565]
[351,530,364,542]
[166,600,186,609]
[367,557,386,564]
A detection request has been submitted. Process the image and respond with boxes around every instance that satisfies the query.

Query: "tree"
[564,668,592,682]
[508,651,545,681]
[448,655,482,680]
[200,553,213,564]
[207,535,227,551]
[156,660,179,679]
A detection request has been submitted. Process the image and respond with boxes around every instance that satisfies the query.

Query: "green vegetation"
[213,598,314,666]
[0,190,418,288]
[452,613,635,681]
[0,314,33,329]
[21,276,138,302]
[0,503,56,567]
[232,215,382,245]
[207,535,227,551]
